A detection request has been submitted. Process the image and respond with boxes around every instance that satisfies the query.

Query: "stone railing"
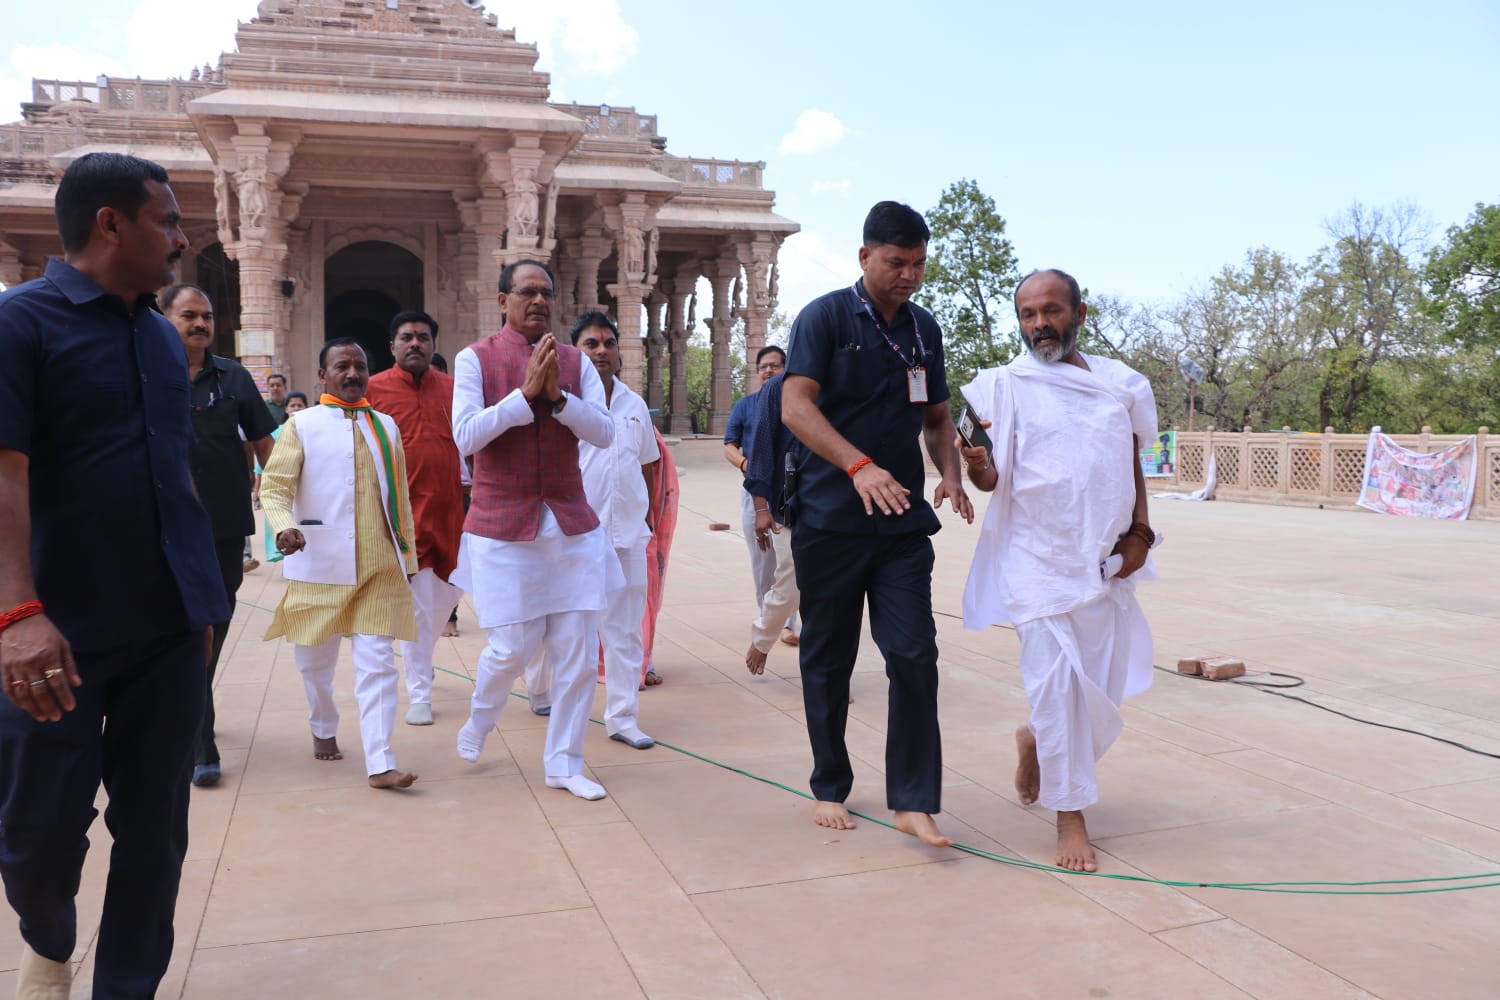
[659,156,764,189]
[1166,427,1499,520]
[552,103,659,139]
[30,77,222,114]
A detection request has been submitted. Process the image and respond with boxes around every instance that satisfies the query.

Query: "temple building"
[0,0,797,432]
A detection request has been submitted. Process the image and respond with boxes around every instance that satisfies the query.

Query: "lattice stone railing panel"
[1332,446,1365,495]
[1180,442,1204,482]
[1489,448,1500,505]
[1250,446,1280,489]
[1288,445,1321,493]
[1214,445,1242,488]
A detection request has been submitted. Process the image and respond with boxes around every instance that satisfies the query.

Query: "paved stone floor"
[5,438,1498,999]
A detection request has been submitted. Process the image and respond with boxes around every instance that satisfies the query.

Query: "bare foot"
[1014,725,1040,806]
[441,621,459,637]
[813,801,856,831]
[779,627,800,647]
[893,811,954,847]
[745,645,768,675]
[643,669,663,686]
[1055,810,1097,872]
[313,736,342,761]
[369,769,417,789]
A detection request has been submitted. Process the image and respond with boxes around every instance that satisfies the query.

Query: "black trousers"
[791,526,942,813]
[0,629,205,999]
[197,535,244,766]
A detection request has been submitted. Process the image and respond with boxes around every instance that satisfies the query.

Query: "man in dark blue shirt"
[0,152,228,998]
[783,201,973,848]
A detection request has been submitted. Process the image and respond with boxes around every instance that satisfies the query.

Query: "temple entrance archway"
[324,240,423,372]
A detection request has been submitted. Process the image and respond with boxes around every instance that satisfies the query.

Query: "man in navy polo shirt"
[782,200,973,849]
[0,152,227,999]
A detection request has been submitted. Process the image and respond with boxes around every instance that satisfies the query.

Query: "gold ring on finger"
[43,668,62,680]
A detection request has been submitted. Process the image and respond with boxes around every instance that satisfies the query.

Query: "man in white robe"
[959,268,1157,872]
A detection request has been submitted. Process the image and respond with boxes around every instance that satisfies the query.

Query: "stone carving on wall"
[543,179,560,242]
[212,164,234,243]
[645,228,658,282]
[323,223,425,260]
[509,166,539,242]
[750,256,770,309]
[769,260,779,309]
[237,161,268,232]
[623,225,645,280]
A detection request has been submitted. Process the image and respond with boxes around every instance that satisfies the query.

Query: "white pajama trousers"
[469,611,600,778]
[740,489,796,631]
[294,634,402,777]
[600,544,649,735]
[402,567,461,705]
[749,522,800,654]
[1015,586,1153,812]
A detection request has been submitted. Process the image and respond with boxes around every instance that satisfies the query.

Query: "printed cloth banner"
[1356,427,1477,520]
[1140,429,1176,478]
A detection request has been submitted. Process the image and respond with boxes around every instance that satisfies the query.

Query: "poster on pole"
[1140,430,1176,478]
[1356,427,1477,520]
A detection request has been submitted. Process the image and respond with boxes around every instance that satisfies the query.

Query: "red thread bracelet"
[847,457,873,478]
[0,600,44,635]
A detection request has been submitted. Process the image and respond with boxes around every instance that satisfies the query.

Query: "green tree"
[1425,202,1500,349]
[920,179,1022,388]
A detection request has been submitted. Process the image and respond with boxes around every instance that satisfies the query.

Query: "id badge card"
[907,366,928,403]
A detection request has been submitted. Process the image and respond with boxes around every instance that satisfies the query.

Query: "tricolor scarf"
[318,394,410,553]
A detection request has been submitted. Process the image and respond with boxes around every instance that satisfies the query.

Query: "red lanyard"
[851,284,926,369]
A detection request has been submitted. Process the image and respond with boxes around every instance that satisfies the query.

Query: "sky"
[5,0,1499,328]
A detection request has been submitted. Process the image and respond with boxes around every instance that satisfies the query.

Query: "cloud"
[779,109,851,156]
[509,1,639,78]
[810,178,852,199]
[774,229,857,320]
[122,0,256,79]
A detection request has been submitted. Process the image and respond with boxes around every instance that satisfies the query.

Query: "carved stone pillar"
[504,139,543,254]
[223,128,296,373]
[453,197,483,342]
[0,236,23,287]
[474,192,508,336]
[576,230,609,315]
[603,194,656,392]
[644,290,666,416]
[704,257,738,435]
[554,237,580,325]
[666,273,695,436]
[739,237,777,391]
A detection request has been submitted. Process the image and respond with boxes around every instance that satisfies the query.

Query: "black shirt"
[785,280,948,536]
[0,259,230,649]
[188,350,276,539]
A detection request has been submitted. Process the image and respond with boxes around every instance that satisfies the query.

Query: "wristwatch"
[548,393,568,413]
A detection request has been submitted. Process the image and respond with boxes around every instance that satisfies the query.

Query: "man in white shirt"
[570,311,661,749]
[959,269,1157,873]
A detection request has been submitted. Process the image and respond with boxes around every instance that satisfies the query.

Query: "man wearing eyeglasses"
[449,260,617,801]
[724,344,799,647]
[164,283,277,789]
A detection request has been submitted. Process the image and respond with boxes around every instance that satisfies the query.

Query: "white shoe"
[18,942,71,999]
[546,774,607,800]
[405,703,433,726]
[608,726,655,749]
[456,722,486,762]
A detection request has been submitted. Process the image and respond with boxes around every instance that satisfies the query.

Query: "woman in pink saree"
[640,427,678,685]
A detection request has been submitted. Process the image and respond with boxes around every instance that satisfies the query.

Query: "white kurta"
[960,352,1158,812]
[450,349,615,628]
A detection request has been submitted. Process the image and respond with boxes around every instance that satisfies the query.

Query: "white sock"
[546,774,606,800]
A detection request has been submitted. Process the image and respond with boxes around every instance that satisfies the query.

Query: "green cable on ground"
[419,665,1500,896]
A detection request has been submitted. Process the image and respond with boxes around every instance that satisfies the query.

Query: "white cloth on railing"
[1154,452,1216,501]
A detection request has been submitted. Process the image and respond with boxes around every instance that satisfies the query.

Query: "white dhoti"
[1015,585,1154,812]
[749,522,800,653]
[402,567,462,705]
[295,633,402,776]
[462,610,601,778]
[601,543,649,735]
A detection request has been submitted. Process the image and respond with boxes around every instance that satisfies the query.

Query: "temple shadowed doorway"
[324,240,423,372]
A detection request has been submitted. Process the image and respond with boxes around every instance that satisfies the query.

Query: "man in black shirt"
[783,201,973,847]
[164,283,276,787]
[0,151,229,1000]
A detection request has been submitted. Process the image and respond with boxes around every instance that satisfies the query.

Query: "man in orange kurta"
[366,309,465,726]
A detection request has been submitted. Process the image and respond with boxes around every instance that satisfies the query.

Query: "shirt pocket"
[826,347,890,401]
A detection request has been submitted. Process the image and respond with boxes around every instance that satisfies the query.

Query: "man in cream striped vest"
[450,260,616,801]
[260,338,420,790]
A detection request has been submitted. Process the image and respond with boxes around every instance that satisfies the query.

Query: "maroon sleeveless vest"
[463,327,600,541]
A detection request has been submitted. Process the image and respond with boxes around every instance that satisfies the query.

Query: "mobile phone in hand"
[956,403,993,460]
